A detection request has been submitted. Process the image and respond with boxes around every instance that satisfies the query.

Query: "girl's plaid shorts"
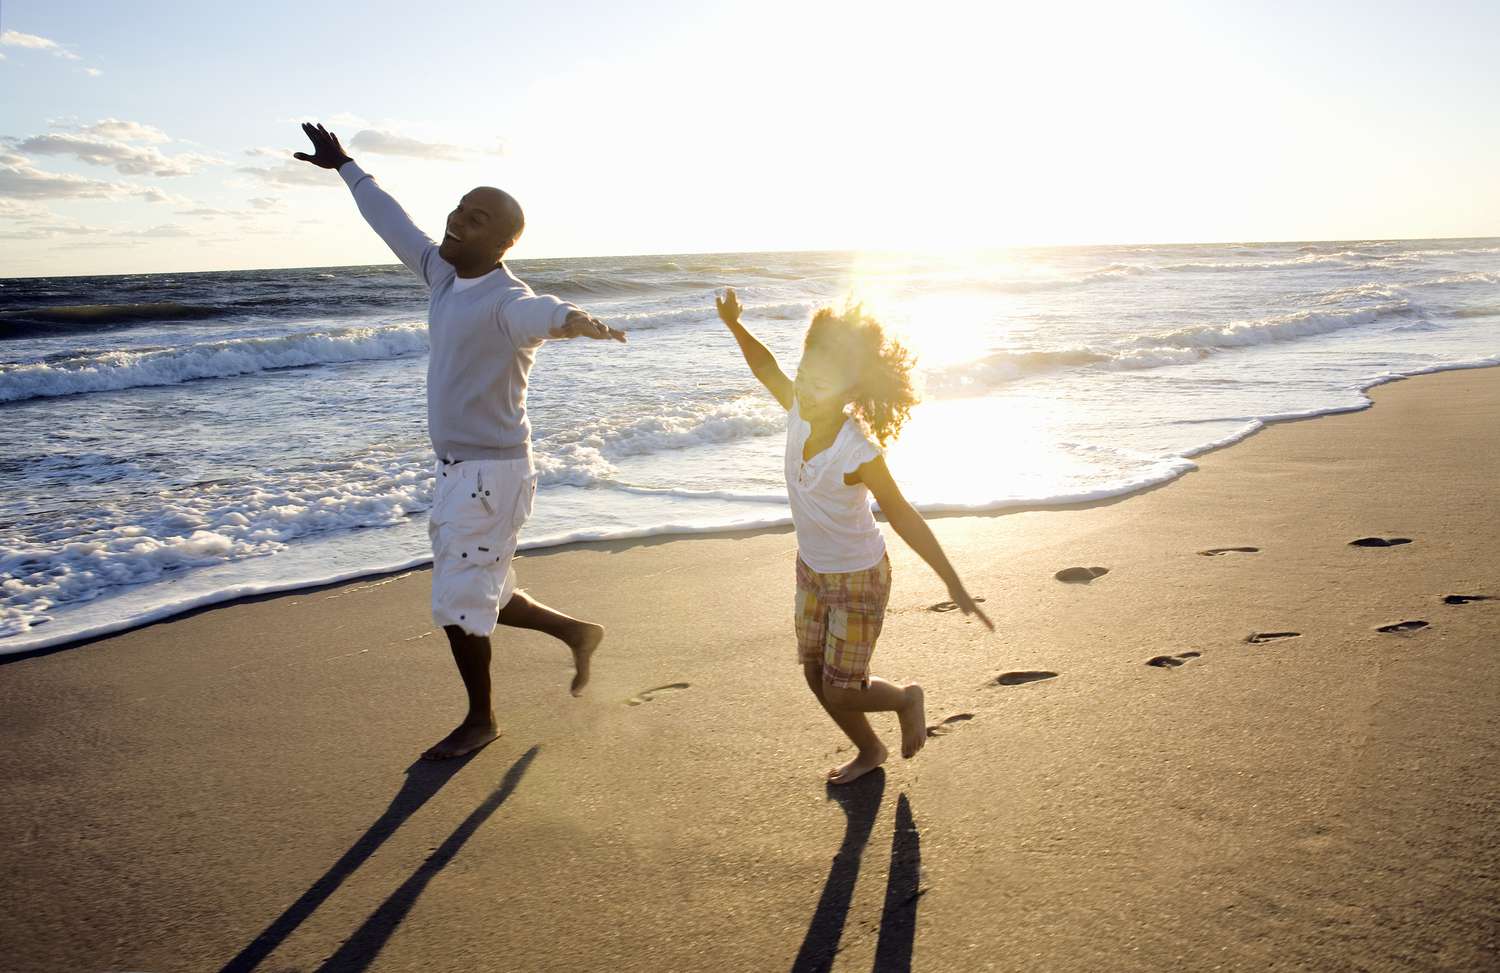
[794,552,892,689]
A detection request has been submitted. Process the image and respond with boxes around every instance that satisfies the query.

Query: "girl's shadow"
[791,771,923,973]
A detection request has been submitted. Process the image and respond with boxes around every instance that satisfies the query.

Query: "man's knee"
[443,625,490,647]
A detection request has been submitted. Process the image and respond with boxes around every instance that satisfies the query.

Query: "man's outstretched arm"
[294,122,438,285]
[500,291,627,349]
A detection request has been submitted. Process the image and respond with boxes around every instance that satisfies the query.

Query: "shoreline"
[7,354,1498,662]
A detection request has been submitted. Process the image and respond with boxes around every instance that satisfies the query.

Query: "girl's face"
[795,339,857,419]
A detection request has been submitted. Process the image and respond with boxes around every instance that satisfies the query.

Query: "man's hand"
[293,122,353,170]
[948,585,995,631]
[715,287,742,327]
[555,309,627,342]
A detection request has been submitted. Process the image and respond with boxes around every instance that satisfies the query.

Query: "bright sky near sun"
[1,0,1497,276]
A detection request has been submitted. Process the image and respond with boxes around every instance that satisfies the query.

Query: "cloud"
[138,187,193,205]
[0,29,80,59]
[345,128,506,161]
[0,206,108,240]
[175,200,273,220]
[0,198,44,219]
[124,223,192,238]
[0,155,129,199]
[238,160,336,187]
[244,146,286,158]
[52,239,141,250]
[84,67,102,77]
[348,129,473,161]
[14,132,218,177]
[75,119,170,144]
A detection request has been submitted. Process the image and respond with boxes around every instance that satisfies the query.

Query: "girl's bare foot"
[828,742,888,785]
[421,719,498,760]
[897,684,927,758]
[565,621,605,696]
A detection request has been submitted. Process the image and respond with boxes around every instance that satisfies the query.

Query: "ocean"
[2,241,1497,654]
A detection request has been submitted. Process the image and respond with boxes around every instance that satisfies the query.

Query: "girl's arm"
[856,455,994,630]
[716,287,794,411]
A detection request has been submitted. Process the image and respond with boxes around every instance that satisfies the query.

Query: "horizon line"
[4,233,1498,283]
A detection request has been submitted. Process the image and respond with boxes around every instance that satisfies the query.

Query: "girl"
[716,287,992,785]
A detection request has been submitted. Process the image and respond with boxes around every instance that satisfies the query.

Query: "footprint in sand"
[1245,631,1301,644]
[626,683,691,706]
[926,713,975,738]
[1376,620,1429,634]
[1349,537,1412,548]
[993,670,1058,686]
[1198,547,1259,556]
[1146,651,1203,668]
[929,597,987,613]
[1443,594,1494,605]
[1054,566,1109,584]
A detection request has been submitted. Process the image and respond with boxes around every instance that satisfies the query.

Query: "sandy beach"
[3,365,1498,972]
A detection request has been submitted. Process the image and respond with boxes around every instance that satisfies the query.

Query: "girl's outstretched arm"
[716,287,794,411]
[857,455,994,630]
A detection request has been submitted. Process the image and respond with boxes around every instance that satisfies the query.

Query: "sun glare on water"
[832,250,1104,509]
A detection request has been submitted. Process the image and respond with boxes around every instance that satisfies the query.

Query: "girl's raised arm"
[716,287,794,411]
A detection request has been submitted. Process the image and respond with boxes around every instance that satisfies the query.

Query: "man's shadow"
[790,771,923,973]
[221,746,538,973]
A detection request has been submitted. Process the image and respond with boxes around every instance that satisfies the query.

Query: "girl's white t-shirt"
[785,400,887,574]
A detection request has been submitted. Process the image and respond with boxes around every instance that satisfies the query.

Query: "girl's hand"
[950,586,994,631]
[715,287,742,326]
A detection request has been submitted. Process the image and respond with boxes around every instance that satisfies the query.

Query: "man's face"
[438,187,513,266]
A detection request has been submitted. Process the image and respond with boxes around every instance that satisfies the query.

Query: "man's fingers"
[293,152,310,161]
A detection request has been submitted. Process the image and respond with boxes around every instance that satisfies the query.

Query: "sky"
[1,0,1497,277]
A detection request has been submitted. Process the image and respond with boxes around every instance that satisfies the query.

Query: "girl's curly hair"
[804,303,918,447]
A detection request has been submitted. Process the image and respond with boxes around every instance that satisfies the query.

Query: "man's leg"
[497,590,604,696]
[421,626,499,760]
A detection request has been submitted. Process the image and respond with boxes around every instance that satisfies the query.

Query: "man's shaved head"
[472,186,525,250]
[438,186,526,274]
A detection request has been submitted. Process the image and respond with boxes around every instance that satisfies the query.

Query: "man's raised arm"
[294,122,438,285]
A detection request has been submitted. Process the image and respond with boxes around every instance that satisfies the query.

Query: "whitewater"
[2,241,1497,654]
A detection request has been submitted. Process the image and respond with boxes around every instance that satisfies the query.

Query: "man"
[295,122,624,760]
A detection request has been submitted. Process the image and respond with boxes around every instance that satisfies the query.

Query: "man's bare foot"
[828,742,888,785]
[898,684,927,759]
[566,621,605,696]
[421,719,498,760]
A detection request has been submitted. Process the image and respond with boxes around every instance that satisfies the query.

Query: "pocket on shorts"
[512,472,537,532]
[828,604,885,648]
[431,464,490,527]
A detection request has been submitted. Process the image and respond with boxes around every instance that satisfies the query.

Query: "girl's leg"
[804,661,889,784]
[823,677,927,761]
